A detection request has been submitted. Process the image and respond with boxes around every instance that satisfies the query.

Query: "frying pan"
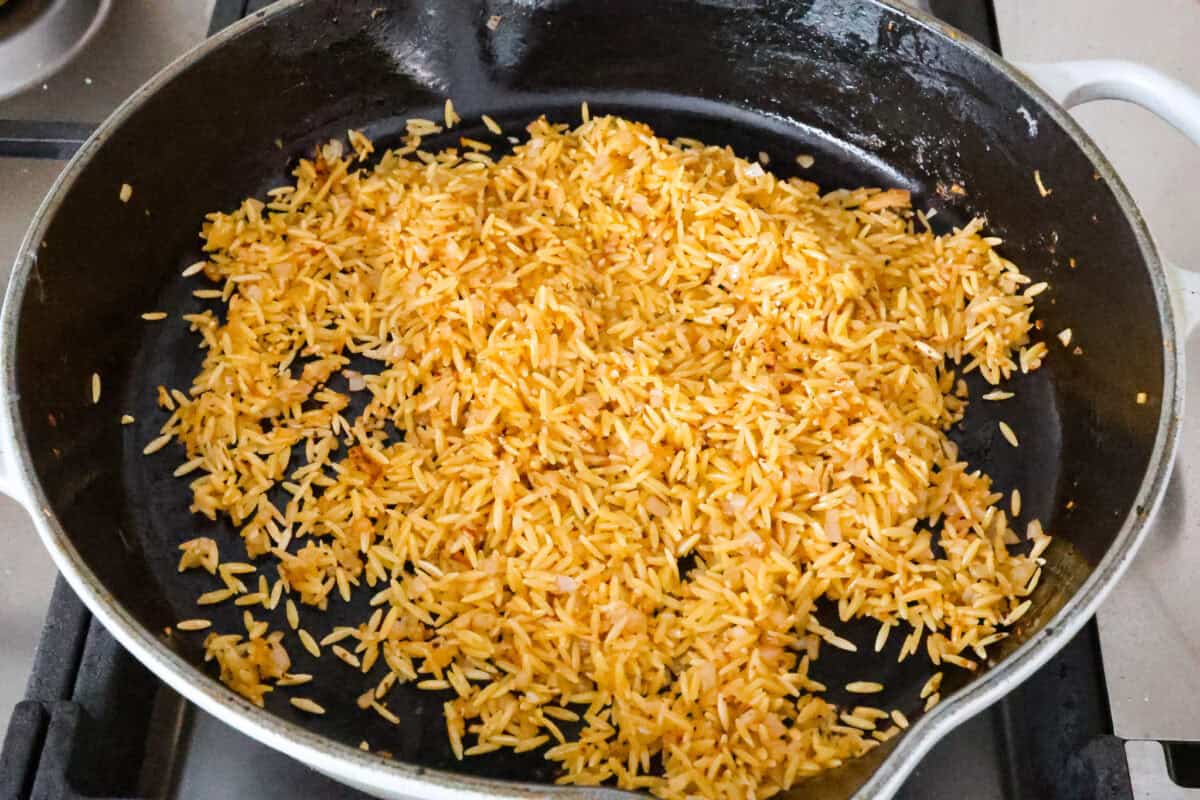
[1,1,1197,797]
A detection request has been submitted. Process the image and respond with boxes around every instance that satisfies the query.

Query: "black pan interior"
[12,0,1165,793]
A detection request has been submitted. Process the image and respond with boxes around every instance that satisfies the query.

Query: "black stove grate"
[0,2,1137,798]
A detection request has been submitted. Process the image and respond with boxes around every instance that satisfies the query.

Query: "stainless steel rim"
[0,1,1182,797]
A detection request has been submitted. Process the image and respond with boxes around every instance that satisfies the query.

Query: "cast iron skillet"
[0,1,1180,797]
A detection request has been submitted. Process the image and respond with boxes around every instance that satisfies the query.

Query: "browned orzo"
[154,115,1049,799]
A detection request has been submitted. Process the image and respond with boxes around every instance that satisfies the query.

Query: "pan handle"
[1019,60,1200,338]
[1017,60,1200,145]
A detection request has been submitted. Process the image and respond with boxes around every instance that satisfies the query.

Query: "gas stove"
[0,1,1194,798]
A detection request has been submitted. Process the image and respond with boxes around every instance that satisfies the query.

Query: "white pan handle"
[1019,60,1200,144]
[1018,60,1200,339]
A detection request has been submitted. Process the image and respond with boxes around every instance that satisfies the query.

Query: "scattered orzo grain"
[176,618,212,631]
[841,712,878,730]
[91,372,101,404]
[444,98,460,128]
[873,726,900,742]
[268,579,284,610]
[846,681,884,694]
[120,414,135,425]
[290,697,326,715]
[319,628,353,647]
[332,644,361,668]
[874,621,893,653]
[277,673,313,686]
[998,421,1020,448]
[921,671,944,699]
[178,537,218,574]
[372,701,400,725]
[481,114,502,135]
[156,116,1048,799]
[142,311,168,321]
[234,591,266,607]
[286,599,299,630]
[173,457,204,477]
[298,629,320,659]
[197,588,233,606]
[1034,169,1051,197]
[1004,599,1033,626]
[347,129,374,161]
[142,433,171,455]
[120,183,133,203]
[1136,392,1148,405]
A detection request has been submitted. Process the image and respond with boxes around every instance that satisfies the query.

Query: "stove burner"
[0,0,111,102]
